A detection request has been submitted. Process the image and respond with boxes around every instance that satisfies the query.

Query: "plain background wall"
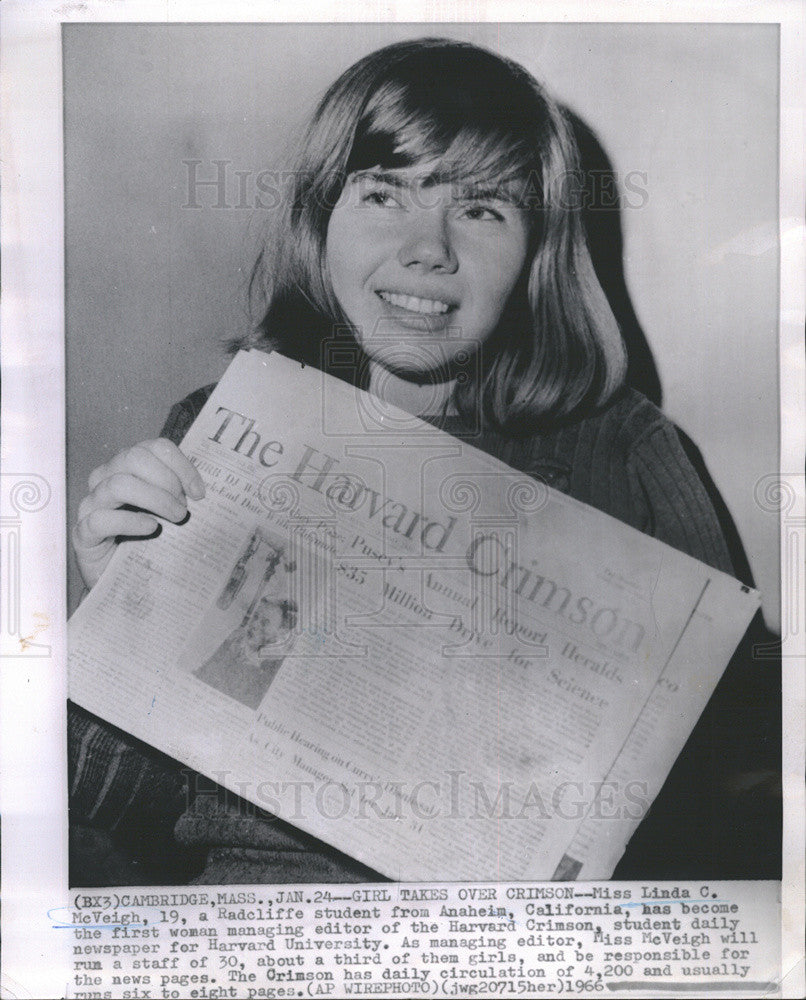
[64,23,780,626]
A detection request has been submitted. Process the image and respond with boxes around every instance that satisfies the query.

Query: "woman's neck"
[367,361,456,418]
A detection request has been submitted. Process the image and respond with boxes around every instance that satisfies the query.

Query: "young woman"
[70,39,749,885]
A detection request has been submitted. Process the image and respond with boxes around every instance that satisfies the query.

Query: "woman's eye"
[362,188,401,208]
[461,204,505,222]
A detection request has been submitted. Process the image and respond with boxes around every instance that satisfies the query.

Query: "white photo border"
[1,2,803,997]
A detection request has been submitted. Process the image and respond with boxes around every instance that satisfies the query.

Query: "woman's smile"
[376,290,454,316]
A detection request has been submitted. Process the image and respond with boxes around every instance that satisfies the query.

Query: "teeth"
[378,291,451,315]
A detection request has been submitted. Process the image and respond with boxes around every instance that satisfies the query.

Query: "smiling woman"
[248,39,626,432]
[67,33,780,887]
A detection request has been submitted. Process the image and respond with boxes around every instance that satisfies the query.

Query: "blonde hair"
[244,38,626,434]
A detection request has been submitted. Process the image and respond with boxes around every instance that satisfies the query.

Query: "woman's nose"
[396,208,458,273]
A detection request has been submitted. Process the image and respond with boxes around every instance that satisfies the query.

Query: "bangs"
[344,46,544,194]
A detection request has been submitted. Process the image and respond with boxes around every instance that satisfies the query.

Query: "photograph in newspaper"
[179,526,299,709]
[62,22,784,893]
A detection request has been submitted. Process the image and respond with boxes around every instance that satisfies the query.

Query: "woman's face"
[325,164,530,377]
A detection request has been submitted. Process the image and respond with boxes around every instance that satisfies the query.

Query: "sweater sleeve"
[159,384,216,444]
[616,416,780,880]
[626,418,735,575]
[69,703,190,832]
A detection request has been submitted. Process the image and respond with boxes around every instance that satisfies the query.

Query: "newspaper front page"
[69,350,760,883]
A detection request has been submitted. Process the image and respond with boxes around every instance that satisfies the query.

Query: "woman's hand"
[72,438,206,590]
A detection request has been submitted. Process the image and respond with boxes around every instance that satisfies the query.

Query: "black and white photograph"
[64,18,782,885]
[1,5,803,998]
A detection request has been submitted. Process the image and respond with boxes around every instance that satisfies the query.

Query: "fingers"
[148,438,206,500]
[76,472,184,539]
[88,439,205,501]
[72,508,159,551]
[74,438,205,591]
[77,439,205,553]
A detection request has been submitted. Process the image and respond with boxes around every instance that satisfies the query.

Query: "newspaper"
[68,350,760,882]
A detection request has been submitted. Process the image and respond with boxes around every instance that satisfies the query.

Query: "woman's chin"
[363,345,456,384]
[378,360,455,385]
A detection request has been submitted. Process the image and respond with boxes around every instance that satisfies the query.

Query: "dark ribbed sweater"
[69,383,759,886]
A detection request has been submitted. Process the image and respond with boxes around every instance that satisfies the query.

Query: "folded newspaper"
[69,350,760,881]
